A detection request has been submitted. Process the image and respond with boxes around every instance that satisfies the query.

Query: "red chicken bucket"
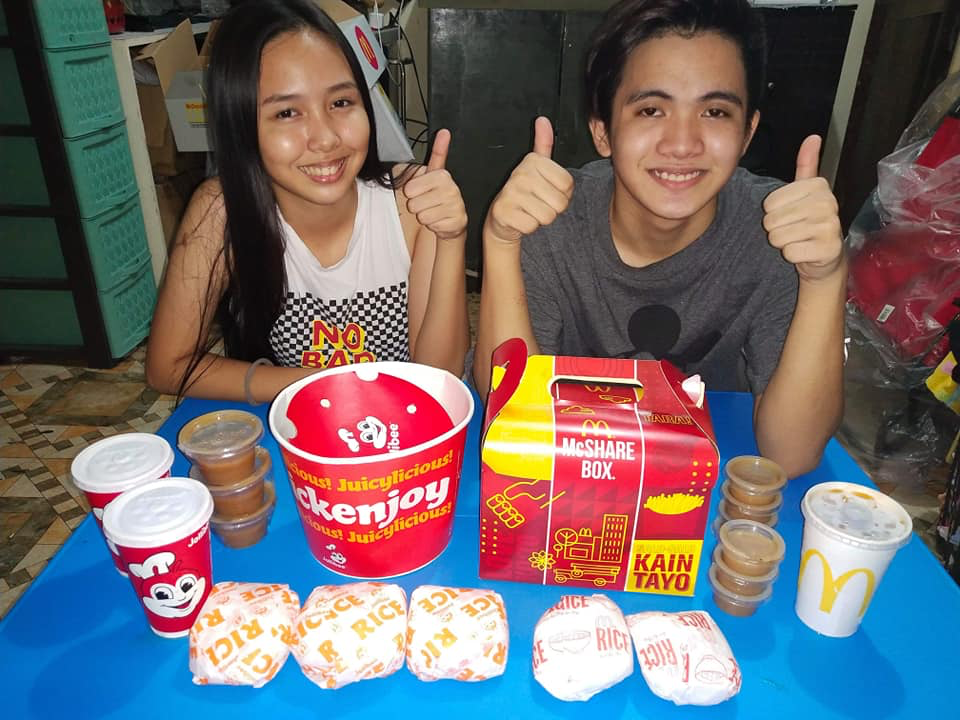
[269,362,474,578]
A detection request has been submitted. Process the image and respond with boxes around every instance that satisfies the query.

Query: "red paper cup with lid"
[102,477,214,638]
[70,433,174,575]
[269,362,474,578]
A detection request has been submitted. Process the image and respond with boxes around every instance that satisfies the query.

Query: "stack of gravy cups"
[714,455,787,529]
[709,455,788,616]
[177,410,275,548]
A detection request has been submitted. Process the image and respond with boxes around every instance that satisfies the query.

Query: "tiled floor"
[0,345,176,617]
[0,298,953,619]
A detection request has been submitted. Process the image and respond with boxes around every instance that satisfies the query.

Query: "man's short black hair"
[585,0,767,128]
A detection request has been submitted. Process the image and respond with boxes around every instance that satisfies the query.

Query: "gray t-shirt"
[520,159,797,394]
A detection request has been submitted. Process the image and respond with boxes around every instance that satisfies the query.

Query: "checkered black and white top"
[268,180,411,368]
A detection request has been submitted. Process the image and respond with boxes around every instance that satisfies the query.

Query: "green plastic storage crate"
[0,216,67,280]
[32,0,108,49]
[63,122,137,218]
[0,259,155,358]
[0,289,83,347]
[0,125,136,217]
[0,48,29,125]
[45,43,124,138]
[0,136,50,206]
[82,194,150,292]
[0,197,148,290]
[100,259,156,357]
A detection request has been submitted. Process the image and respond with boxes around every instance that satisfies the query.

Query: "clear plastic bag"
[839,73,960,500]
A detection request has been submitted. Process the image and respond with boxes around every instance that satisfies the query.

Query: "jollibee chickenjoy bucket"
[269,362,474,578]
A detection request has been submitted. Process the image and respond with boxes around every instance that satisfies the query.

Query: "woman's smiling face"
[257,29,370,215]
[590,31,758,230]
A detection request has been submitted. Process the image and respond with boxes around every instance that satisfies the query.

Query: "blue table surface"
[2,391,958,718]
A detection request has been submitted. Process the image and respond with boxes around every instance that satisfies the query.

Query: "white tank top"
[268,179,411,368]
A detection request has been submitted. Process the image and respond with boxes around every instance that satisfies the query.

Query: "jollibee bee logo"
[338,415,388,453]
[128,550,206,618]
[355,26,379,70]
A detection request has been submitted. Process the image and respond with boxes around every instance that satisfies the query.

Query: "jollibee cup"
[70,433,174,574]
[102,477,214,637]
[269,362,474,578]
[796,482,912,638]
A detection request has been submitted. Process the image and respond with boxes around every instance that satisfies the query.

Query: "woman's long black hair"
[177,0,402,399]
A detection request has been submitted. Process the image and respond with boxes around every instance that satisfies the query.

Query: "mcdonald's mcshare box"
[479,339,720,596]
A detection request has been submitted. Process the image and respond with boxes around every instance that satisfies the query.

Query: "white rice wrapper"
[189,582,300,688]
[406,585,509,682]
[532,595,633,702]
[290,582,407,689]
[625,610,741,706]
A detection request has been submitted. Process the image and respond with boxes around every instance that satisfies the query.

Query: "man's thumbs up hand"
[485,117,575,245]
[762,135,844,283]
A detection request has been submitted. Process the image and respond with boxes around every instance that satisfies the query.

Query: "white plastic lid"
[103,477,213,548]
[178,410,263,461]
[71,433,174,494]
[802,482,912,550]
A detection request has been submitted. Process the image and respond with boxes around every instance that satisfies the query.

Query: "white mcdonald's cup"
[796,482,913,637]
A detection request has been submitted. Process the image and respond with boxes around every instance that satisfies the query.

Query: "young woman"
[146,0,469,404]
[475,0,846,477]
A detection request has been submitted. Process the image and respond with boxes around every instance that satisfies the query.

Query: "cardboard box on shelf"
[164,70,207,152]
[134,20,213,175]
[478,338,720,597]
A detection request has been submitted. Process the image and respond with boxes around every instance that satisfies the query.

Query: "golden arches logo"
[599,394,634,404]
[580,419,612,438]
[355,26,379,70]
[584,384,643,402]
[798,549,876,617]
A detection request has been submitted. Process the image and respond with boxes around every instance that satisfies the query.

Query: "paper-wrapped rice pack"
[406,586,508,682]
[532,595,633,701]
[625,610,741,706]
[289,582,407,689]
[189,582,300,688]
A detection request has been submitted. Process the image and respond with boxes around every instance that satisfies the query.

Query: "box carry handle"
[549,376,644,403]
[485,338,529,427]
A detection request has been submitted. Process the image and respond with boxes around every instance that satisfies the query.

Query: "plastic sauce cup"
[210,481,276,549]
[713,501,780,534]
[724,455,787,505]
[190,446,271,518]
[712,545,778,596]
[102,478,214,638]
[70,433,174,575]
[718,519,786,577]
[708,564,773,617]
[719,477,783,525]
[796,481,912,638]
[178,410,263,485]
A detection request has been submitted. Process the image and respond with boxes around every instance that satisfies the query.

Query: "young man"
[474,0,845,478]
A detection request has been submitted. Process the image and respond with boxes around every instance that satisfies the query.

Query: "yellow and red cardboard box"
[478,339,720,596]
